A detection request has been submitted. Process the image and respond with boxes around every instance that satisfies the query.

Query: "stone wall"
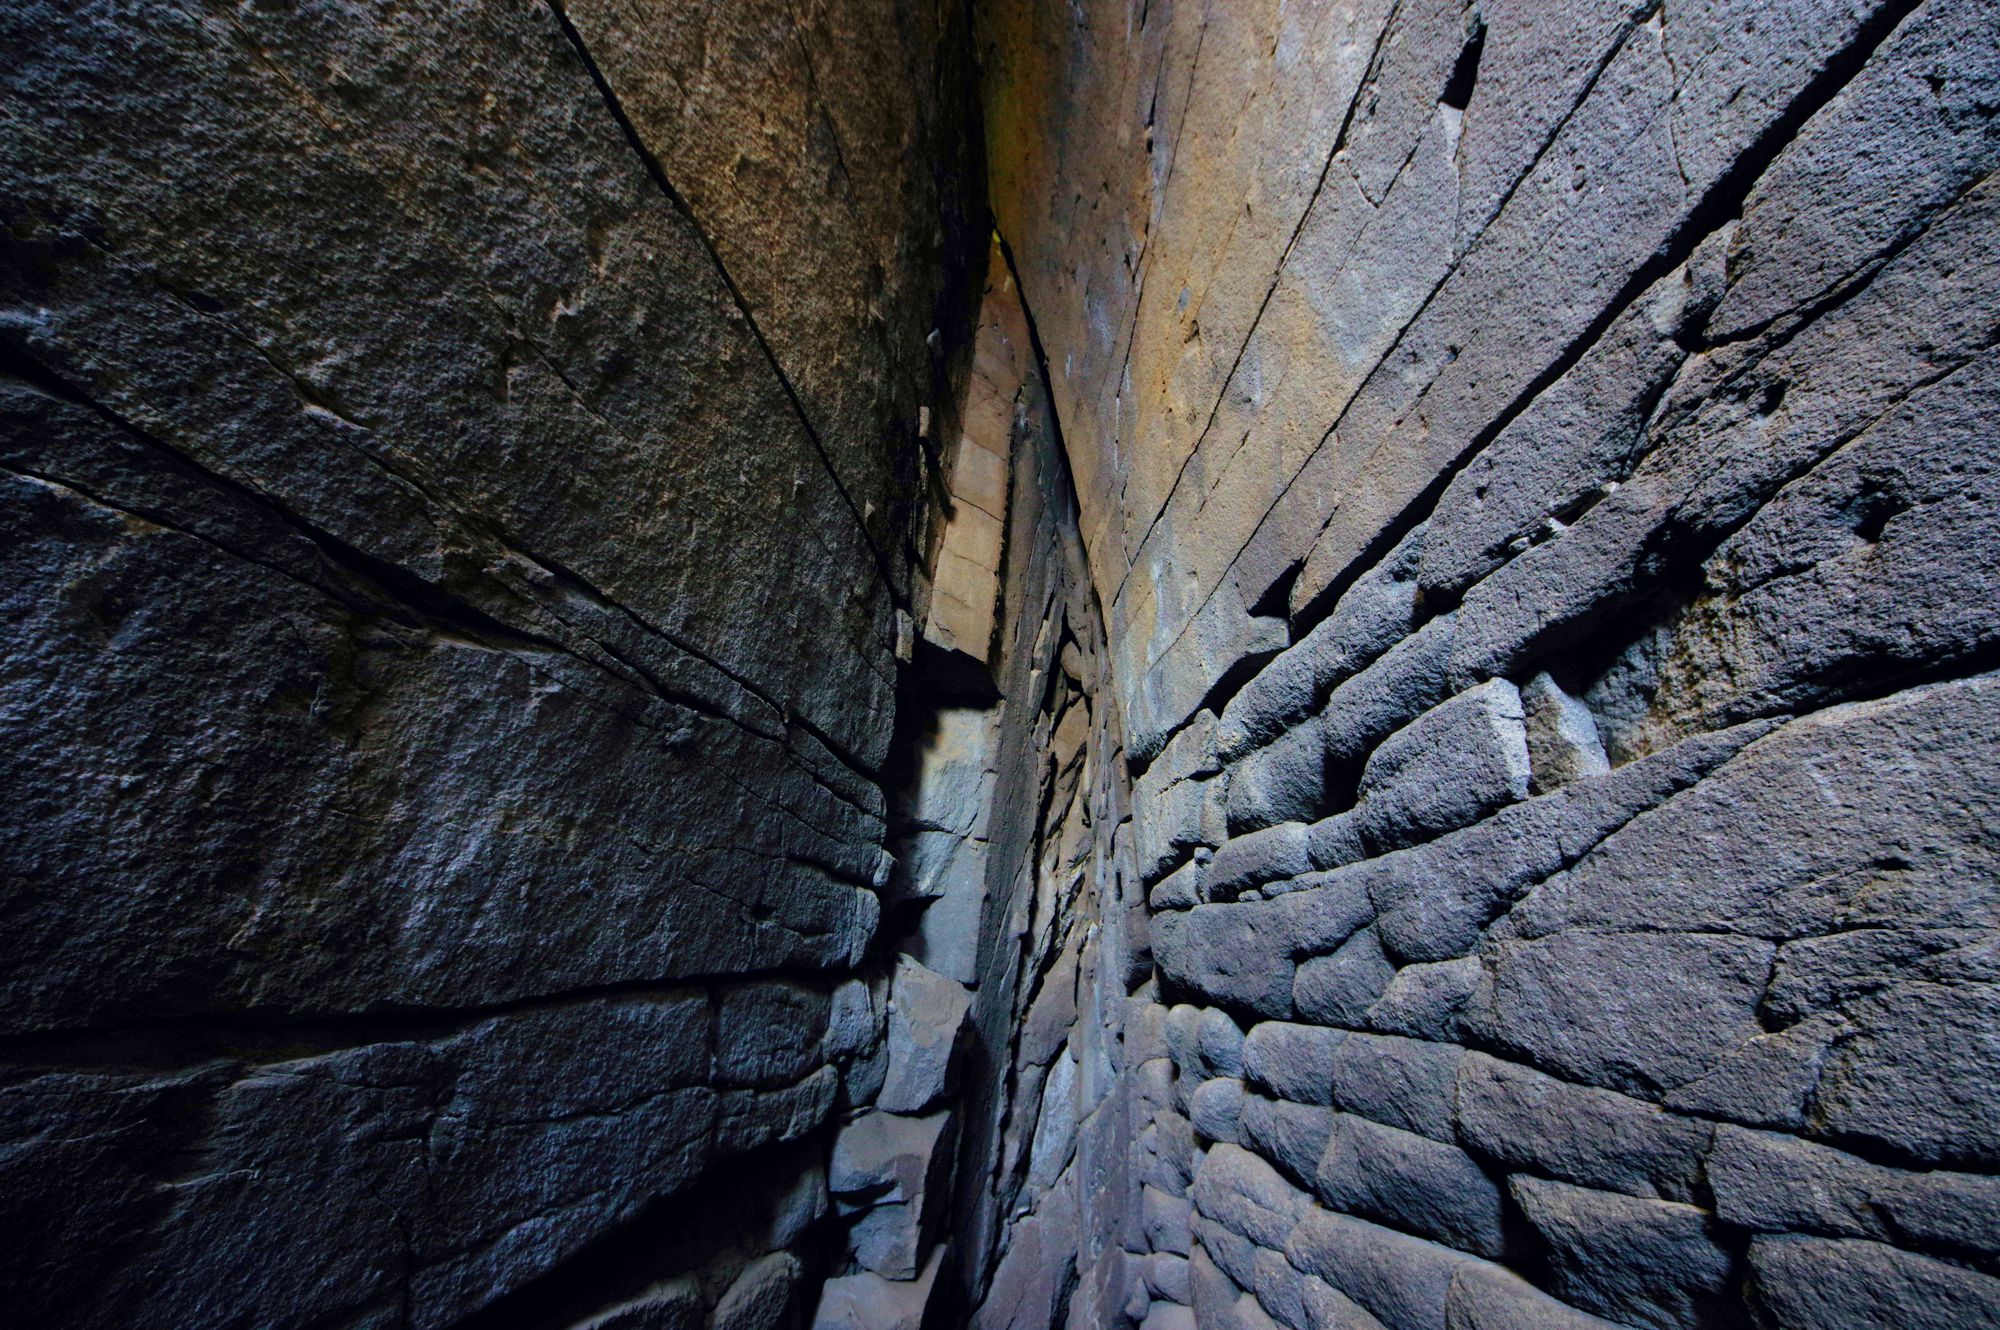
[4,2,1997,1328]
[0,2,977,1325]
[973,1,2000,1328]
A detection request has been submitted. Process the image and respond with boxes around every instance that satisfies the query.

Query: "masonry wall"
[3,2,1997,1329]
[0,2,979,1325]
[974,1,2000,1328]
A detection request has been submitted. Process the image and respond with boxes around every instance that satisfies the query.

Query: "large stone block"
[877,956,972,1113]
[1465,930,1774,1098]
[1746,1234,2000,1330]
[1244,1022,1345,1106]
[1454,1053,1710,1203]
[1353,680,1530,850]
[1286,1208,1477,1330]
[1509,1176,1735,1330]
[812,1246,947,1330]
[1193,1144,1311,1252]
[1315,1113,1505,1258]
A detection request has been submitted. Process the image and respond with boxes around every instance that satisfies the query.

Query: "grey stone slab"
[712,1252,803,1330]
[1365,960,1480,1042]
[812,1246,946,1330]
[1286,1207,1478,1330]
[1295,930,1395,1030]
[1209,822,1317,900]
[1353,680,1530,851]
[1194,1144,1312,1252]
[828,1109,951,1203]
[1192,1077,1249,1147]
[717,980,830,1090]
[1143,1186,1195,1257]
[1709,1124,2000,1259]
[1747,1234,2000,1330]
[1454,1053,1710,1203]
[1315,1113,1505,1258]
[1370,721,1771,964]
[1326,1033,1462,1146]
[1465,930,1774,1099]
[1218,526,1427,762]
[1443,1263,1622,1330]
[1244,1022,1345,1106]
[1509,1176,1735,1330]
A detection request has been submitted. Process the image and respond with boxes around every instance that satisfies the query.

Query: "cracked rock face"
[1,0,973,1325]
[5,1,1999,1329]
[973,0,2000,1328]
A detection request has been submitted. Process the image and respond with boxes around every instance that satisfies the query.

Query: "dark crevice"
[1438,16,1486,112]
[0,964,851,1079]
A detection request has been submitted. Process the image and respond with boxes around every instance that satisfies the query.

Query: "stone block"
[1323,1033,1460,1146]
[1286,1208,1477,1330]
[576,1278,706,1330]
[1365,959,1479,1041]
[1443,1263,1622,1330]
[1315,1113,1505,1258]
[1141,1252,1192,1305]
[811,1246,945,1330]
[828,1110,951,1204]
[1156,907,1298,1019]
[717,1066,838,1156]
[1200,1008,1249,1077]
[1196,1214,1264,1292]
[1746,1234,2000,1330]
[1454,1053,1710,1202]
[1027,1049,1079,1188]
[716,980,830,1089]
[1353,680,1530,851]
[908,866,988,985]
[1294,930,1394,1029]
[1244,1022,1344,1106]
[1134,712,1225,882]
[1229,720,1330,833]
[1708,1124,2000,1259]
[1143,1185,1195,1257]
[713,1252,803,1330]
[1520,673,1610,795]
[1209,822,1316,900]
[876,957,971,1113]
[1465,930,1774,1098]
[1509,1175,1734,1330]
[1218,525,1426,762]
[827,978,880,1060]
[1193,1144,1311,1251]
[1191,1077,1248,1146]
[1151,858,1208,911]
[1242,1097,1336,1191]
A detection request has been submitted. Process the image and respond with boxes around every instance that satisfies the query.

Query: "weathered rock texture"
[969,1,2000,1328]
[1,1,978,1325]
[5,1,1998,1328]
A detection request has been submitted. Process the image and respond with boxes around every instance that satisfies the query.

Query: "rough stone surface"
[8,1,1998,1327]
[877,956,973,1114]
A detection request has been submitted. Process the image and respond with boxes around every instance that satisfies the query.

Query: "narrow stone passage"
[1,2,1995,1329]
